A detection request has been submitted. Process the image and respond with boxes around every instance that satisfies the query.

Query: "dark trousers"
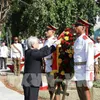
[23,86,39,100]
[0,57,7,69]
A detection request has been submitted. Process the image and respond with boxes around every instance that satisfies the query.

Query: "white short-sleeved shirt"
[73,33,94,81]
[0,46,9,58]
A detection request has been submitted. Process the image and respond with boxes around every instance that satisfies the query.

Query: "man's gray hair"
[27,36,39,49]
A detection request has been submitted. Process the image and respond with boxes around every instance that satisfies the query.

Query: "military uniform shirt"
[11,43,23,59]
[73,33,94,81]
[44,36,57,72]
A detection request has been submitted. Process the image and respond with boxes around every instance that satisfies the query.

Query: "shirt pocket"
[74,44,83,54]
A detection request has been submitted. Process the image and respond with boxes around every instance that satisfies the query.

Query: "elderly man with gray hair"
[22,36,60,100]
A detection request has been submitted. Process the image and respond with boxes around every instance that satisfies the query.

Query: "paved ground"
[0,81,24,100]
[0,58,100,100]
[0,68,100,100]
[0,68,23,100]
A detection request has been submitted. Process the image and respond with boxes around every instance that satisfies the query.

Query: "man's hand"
[54,39,61,45]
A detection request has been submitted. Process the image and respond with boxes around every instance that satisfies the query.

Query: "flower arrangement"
[52,28,76,79]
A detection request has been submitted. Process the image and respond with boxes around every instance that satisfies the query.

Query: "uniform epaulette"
[82,35,88,40]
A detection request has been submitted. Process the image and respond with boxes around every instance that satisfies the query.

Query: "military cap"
[47,24,57,31]
[74,22,84,27]
[74,18,93,27]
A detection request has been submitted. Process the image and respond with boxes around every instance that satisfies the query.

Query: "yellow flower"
[61,71,65,75]
[71,49,74,54]
[68,49,72,53]
[64,36,69,41]
[69,54,72,58]
[50,72,54,75]
[66,49,71,53]
[65,50,68,53]
[50,70,57,75]
[65,31,69,35]
[58,59,62,64]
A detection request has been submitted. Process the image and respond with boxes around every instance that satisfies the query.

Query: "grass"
[93,80,100,88]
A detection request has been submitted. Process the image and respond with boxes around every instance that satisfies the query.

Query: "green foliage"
[93,80,100,88]
[1,24,6,39]
[6,0,100,37]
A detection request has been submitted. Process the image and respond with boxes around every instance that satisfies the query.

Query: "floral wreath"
[52,28,76,79]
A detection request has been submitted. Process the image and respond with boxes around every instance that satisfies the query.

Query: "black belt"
[45,57,52,60]
[74,61,86,65]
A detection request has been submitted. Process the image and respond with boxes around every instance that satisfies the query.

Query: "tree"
[6,0,100,37]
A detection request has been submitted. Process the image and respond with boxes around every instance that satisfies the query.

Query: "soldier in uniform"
[10,37,24,76]
[44,25,60,100]
[73,20,94,100]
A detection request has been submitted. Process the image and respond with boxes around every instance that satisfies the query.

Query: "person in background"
[10,37,24,76]
[24,39,28,50]
[22,36,61,100]
[21,39,25,51]
[44,25,60,100]
[0,41,9,69]
[73,20,94,100]
[94,36,100,80]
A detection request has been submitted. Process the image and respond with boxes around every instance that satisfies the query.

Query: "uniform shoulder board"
[82,35,88,40]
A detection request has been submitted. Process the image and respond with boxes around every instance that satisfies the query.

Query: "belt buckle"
[74,61,86,65]
[46,58,52,60]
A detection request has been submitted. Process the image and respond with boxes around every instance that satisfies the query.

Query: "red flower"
[68,33,73,37]
[65,42,70,45]
[66,68,70,72]
[61,40,65,44]
[58,32,65,39]
[69,37,73,40]
[71,42,74,45]
[62,48,66,51]
[64,28,71,31]
[64,60,68,64]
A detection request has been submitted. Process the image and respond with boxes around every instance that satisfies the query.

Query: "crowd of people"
[0,19,100,100]
[0,37,24,76]
[21,21,100,100]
